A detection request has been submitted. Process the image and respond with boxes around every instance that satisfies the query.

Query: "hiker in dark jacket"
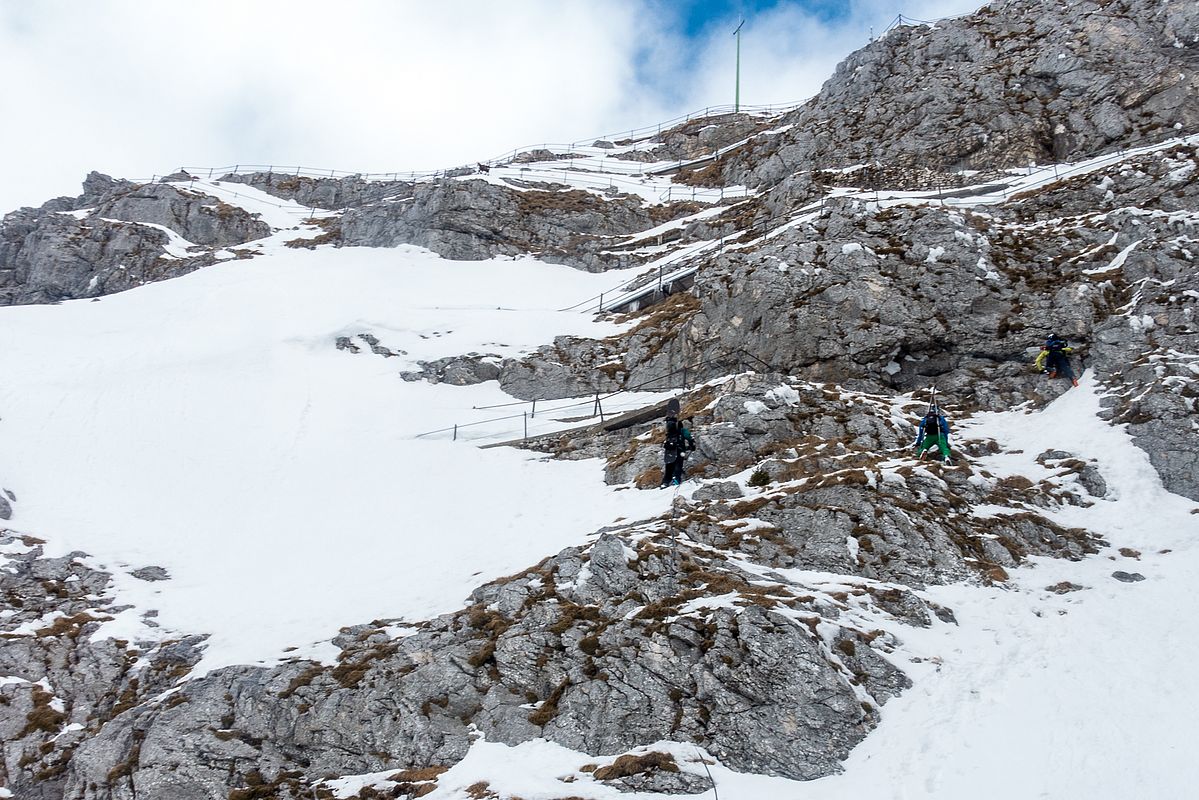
[660,414,696,487]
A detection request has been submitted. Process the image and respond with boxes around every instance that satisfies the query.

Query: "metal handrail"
[170,101,809,187]
[413,347,773,440]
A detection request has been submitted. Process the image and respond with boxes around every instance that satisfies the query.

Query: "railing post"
[523,412,528,440]
[531,399,537,418]
[453,424,458,441]
[599,292,604,312]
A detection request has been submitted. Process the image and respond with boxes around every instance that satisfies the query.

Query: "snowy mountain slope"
[140,377,1194,800]
[0,242,681,675]
[1,0,1197,797]
[0,167,1191,795]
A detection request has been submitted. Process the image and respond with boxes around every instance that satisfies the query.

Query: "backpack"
[923,412,948,438]
[1046,337,1068,352]
[664,416,683,449]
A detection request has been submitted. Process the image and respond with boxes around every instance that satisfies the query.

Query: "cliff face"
[726,0,1198,186]
[0,0,1197,797]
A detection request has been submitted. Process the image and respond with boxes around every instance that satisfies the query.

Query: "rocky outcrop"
[220,171,417,211]
[0,175,270,305]
[0,533,204,799]
[92,184,270,248]
[504,143,1197,500]
[55,523,916,797]
[723,0,1198,188]
[398,353,503,386]
[220,169,720,270]
[336,178,667,269]
[608,112,775,166]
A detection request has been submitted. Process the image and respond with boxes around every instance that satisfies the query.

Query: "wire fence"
[165,101,806,188]
[143,128,1195,328]
[878,9,980,38]
[413,348,776,442]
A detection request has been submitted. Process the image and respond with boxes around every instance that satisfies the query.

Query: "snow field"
[0,244,677,673]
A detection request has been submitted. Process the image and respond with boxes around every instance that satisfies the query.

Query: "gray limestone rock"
[47,515,933,794]
[721,0,1198,190]
[691,480,744,501]
[0,174,269,305]
[401,353,503,386]
[0,534,205,799]
[337,178,661,269]
[130,566,171,582]
[93,183,270,248]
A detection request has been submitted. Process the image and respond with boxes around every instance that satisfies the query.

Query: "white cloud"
[0,0,984,214]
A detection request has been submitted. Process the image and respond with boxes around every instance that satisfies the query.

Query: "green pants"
[918,434,951,460]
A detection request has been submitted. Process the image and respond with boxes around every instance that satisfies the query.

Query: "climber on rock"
[914,405,952,465]
[1034,333,1079,388]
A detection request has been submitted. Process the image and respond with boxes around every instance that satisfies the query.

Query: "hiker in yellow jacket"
[1034,334,1078,388]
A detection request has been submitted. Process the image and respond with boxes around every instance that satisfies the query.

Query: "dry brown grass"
[34,612,104,639]
[465,782,497,799]
[620,292,701,337]
[516,188,602,216]
[330,643,399,688]
[635,466,664,489]
[672,160,725,188]
[279,665,323,699]
[528,679,571,726]
[647,200,706,225]
[20,687,65,737]
[390,766,449,782]
[594,751,680,780]
[286,216,343,249]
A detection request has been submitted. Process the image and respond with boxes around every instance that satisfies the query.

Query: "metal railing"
[413,348,776,442]
[166,101,807,188]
